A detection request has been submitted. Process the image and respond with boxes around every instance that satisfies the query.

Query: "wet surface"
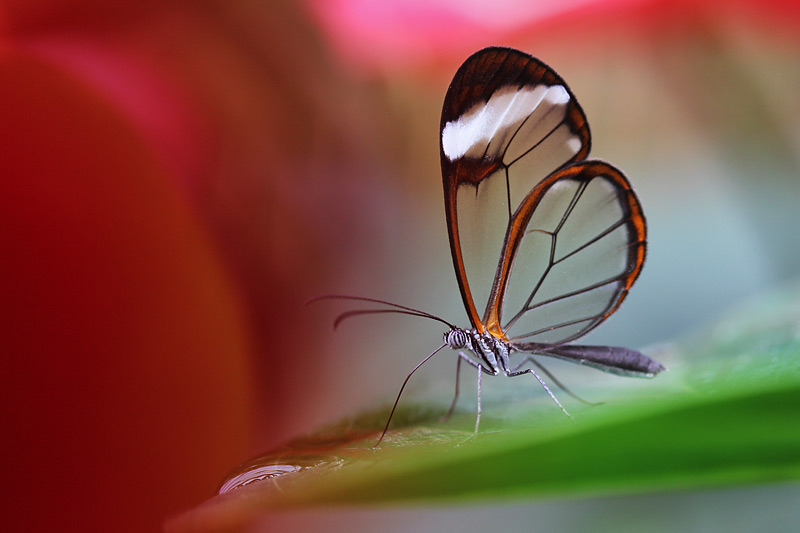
[218,454,340,494]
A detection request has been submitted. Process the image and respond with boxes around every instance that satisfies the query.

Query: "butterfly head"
[444,328,471,350]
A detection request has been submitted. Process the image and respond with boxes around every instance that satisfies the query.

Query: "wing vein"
[503,180,588,330]
[524,273,626,313]
[553,216,627,265]
[505,109,569,168]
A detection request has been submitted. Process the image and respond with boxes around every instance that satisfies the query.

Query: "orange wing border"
[439,47,591,332]
[481,161,646,341]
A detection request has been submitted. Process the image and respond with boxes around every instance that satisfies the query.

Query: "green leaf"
[168,282,800,530]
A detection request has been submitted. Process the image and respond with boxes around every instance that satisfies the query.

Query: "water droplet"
[217,454,340,494]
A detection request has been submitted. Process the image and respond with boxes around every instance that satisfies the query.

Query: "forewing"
[440,47,590,330]
[482,161,646,344]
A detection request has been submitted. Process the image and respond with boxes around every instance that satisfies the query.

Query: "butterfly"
[311,47,664,445]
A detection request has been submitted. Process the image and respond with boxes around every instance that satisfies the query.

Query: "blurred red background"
[1,0,799,532]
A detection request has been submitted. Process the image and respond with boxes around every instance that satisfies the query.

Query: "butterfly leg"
[475,364,483,435]
[441,352,491,436]
[507,366,572,419]
[510,356,601,405]
[473,358,500,435]
[441,353,465,422]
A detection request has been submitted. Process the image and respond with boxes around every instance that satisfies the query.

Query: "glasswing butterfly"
[312,46,664,446]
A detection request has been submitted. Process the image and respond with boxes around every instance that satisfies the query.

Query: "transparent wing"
[482,161,646,345]
[440,47,590,330]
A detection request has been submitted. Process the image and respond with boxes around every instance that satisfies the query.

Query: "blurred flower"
[1,1,394,531]
[306,0,800,72]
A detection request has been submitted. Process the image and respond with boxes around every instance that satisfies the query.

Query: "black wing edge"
[513,342,666,377]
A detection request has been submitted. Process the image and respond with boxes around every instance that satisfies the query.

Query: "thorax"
[444,328,512,374]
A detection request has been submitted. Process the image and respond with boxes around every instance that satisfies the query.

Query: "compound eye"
[447,329,467,349]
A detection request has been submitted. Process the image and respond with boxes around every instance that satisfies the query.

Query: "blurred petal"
[0,51,253,533]
[305,0,800,71]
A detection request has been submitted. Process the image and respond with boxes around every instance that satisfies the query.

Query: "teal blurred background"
[3,0,798,531]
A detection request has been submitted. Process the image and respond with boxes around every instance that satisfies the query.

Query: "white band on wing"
[442,84,570,162]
